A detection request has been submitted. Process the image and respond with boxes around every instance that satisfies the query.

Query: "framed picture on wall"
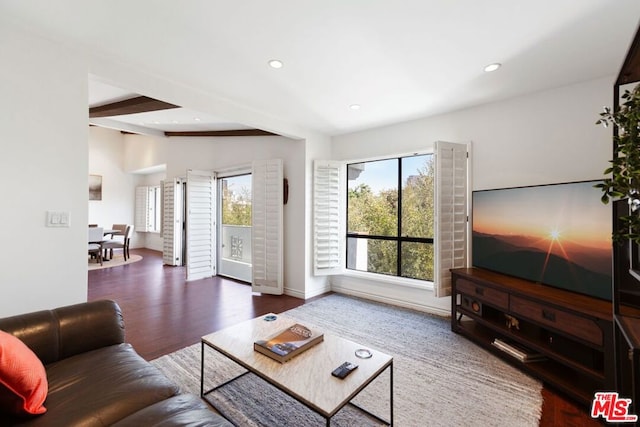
[89,174,102,200]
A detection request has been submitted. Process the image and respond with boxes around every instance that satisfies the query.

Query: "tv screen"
[472,180,612,301]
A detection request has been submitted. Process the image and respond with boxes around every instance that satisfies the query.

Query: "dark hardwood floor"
[88,248,600,426]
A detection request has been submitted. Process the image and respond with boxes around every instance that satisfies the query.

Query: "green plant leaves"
[597,84,640,243]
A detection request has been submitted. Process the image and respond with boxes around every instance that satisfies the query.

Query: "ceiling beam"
[89,117,167,138]
[89,96,179,118]
[164,129,277,137]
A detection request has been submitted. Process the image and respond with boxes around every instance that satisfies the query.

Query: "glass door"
[218,174,252,282]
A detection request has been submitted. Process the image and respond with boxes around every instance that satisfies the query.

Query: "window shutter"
[313,160,344,275]
[251,159,283,294]
[162,179,184,266]
[434,141,470,297]
[186,170,216,281]
[135,186,150,232]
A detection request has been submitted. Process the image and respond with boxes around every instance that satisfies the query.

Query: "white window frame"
[135,185,162,233]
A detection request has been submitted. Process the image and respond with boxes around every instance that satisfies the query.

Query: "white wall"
[330,76,614,314]
[123,133,168,174]
[88,127,136,241]
[89,126,166,250]
[334,77,613,189]
[0,22,89,316]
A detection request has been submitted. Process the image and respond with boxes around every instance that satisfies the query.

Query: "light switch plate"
[46,211,70,227]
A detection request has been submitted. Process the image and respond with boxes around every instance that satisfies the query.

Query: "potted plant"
[596,84,640,244]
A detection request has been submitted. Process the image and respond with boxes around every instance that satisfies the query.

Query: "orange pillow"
[0,330,47,416]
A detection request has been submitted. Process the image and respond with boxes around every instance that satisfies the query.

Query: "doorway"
[217,173,252,282]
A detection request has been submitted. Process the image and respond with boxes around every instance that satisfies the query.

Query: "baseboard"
[284,283,331,300]
[331,285,450,317]
[283,287,306,299]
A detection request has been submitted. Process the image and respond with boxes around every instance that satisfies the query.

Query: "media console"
[451,267,614,406]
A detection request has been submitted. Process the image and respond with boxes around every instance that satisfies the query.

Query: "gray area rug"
[151,294,542,426]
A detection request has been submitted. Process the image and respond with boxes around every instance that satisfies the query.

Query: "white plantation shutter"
[313,160,343,275]
[251,159,283,294]
[162,179,184,266]
[135,186,150,232]
[434,141,470,297]
[186,170,216,281]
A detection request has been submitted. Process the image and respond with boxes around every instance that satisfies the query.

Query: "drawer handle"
[542,309,556,322]
[475,287,484,296]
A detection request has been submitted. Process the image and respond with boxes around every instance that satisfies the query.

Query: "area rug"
[88,254,142,271]
[151,294,542,426]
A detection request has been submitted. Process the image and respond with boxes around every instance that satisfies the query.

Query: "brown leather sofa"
[0,299,231,426]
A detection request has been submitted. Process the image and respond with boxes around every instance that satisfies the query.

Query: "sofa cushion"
[112,393,233,427]
[1,343,179,426]
[0,330,47,416]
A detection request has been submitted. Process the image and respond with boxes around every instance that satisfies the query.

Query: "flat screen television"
[472,180,612,301]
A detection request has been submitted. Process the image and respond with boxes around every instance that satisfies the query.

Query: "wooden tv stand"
[450,267,614,406]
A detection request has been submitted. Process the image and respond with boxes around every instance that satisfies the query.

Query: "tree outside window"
[347,154,434,281]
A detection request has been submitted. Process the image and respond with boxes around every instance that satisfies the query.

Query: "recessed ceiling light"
[268,59,283,69]
[484,63,501,73]
[349,104,361,110]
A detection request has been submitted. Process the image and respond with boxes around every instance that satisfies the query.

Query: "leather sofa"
[0,299,231,426]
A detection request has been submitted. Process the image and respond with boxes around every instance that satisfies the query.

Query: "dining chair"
[102,225,132,261]
[111,223,127,236]
[88,227,104,265]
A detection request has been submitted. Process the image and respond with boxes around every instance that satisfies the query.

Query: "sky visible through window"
[226,174,251,193]
[349,155,428,193]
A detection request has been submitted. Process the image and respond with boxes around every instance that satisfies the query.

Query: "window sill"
[342,269,434,291]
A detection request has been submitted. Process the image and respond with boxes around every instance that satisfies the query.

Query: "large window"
[346,154,434,281]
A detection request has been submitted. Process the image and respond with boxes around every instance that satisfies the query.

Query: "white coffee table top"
[202,313,393,417]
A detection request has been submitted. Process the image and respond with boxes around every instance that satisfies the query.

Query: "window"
[149,186,161,232]
[135,185,161,232]
[312,141,469,296]
[346,154,434,281]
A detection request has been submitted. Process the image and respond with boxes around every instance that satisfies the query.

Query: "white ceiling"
[3,1,640,136]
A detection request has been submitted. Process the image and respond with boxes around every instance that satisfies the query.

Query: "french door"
[217,173,253,282]
[164,161,282,292]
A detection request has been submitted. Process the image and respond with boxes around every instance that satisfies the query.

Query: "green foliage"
[222,185,251,226]
[348,156,435,280]
[596,84,640,244]
[348,184,397,235]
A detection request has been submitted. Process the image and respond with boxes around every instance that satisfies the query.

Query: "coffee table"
[201,313,393,426]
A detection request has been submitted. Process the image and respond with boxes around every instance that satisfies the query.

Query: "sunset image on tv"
[472,181,612,300]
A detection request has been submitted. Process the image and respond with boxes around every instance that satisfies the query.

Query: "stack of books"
[491,338,546,363]
[254,323,324,363]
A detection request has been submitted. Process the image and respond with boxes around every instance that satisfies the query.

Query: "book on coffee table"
[254,323,324,363]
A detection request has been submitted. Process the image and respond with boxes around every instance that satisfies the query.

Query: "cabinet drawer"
[456,278,509,310]
[510,296,603,346]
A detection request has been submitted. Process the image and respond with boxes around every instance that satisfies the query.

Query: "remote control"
[331,361,358,379]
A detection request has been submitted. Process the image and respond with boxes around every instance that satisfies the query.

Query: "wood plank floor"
[88,248,600,426]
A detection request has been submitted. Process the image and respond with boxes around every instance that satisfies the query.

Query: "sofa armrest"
[0,300,125,364]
